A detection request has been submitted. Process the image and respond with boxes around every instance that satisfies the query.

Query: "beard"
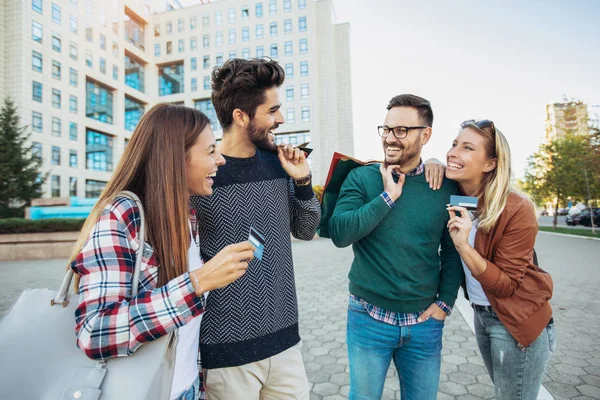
[384,133,423,167]
[248,121,278,153]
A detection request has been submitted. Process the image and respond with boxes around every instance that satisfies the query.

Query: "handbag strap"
[52,190,146,306]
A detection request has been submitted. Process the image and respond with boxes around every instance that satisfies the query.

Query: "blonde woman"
[70,104,254,400]
[445,120,555,400]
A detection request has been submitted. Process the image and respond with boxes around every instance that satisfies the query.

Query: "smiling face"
[381,106,431,167]
[247,87,285,153]
[446,127,497,186]
[185,125,226,196]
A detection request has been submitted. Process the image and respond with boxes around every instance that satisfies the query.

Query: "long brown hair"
[69,103,210,286]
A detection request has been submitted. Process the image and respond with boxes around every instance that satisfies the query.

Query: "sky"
[329,0,600,178]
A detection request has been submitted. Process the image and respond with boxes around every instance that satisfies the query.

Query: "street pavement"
[538,216,596,231]
[1,232,599,399]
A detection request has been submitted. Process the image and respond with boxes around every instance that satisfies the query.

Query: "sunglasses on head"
[461,119,496,132]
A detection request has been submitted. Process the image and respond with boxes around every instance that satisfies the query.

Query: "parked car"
[578,208,600,227]
[557,208,569,216]
[566,208,583,226]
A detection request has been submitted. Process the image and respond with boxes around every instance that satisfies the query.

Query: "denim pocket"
[348,296,368,313]
[546,321,557,353]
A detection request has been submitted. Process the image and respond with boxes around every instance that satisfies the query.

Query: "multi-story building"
[0,0,353,199]
[545,101,589,141]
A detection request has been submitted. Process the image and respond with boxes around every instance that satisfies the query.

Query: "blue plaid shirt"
[353,160,452,326]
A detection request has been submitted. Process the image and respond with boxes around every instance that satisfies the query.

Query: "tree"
[0,98,45,218]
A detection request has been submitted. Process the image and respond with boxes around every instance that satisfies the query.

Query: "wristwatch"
[294,172,312,186]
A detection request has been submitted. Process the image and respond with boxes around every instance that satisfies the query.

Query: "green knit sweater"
[329,164,462,313]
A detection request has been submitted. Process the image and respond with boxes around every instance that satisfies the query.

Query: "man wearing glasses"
[328,94,462,399]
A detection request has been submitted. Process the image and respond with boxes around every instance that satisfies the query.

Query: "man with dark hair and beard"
[328,94,462,400]
[190,58,319,400]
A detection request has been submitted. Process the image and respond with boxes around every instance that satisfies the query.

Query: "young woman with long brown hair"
[445,120,555,400]
[70,103,254,400]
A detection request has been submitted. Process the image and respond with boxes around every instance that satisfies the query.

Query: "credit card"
[294,142,313,157]
[248,226,266,261]
[449,195,478,210]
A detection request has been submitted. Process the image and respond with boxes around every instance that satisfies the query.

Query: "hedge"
[0,218,86,234]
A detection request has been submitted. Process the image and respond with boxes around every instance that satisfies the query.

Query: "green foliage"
[0,98,46,218]
[0,218,86,234]
[538,226,600,239]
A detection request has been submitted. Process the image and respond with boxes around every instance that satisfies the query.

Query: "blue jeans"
[347,296,443,400]
[174,376,200,400]
[474,307,556,400]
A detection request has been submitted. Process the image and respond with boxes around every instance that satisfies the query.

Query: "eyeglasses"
[461,119,496,133]
[377,125,427,139]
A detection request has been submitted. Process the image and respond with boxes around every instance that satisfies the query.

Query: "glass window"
[99,58,106,74]
[112,20,118,34]
[242,47,250,59]
[216,11,223,25]
[256,2,263,17]
[86,180,107,198]
[70,177,77,196]
[285,63,293,77]
[32,51,43,72]
[52,32,61,52]
[242,7,249,20]
[124,13,145,51]
[284,19,292,34]
[32,142,42,160]
[154,43,160,56]
[52,89,61,108]
[301,83,309,99]
[124,97,144,131]
[194,99,221,133]
[51,146,61,165]
[299,16,307,32]
[284,0,292,11]
[203,14,209,27]
[32,112,43,133]
[256,24,263,39]
[256,45,264,58]
[86,24,93,42]
[228,8,235,23]
[70,42,78,60]
[51,175,60,196]
[113,65,118,80]
[270,22,277,36]
[191,37,197,50]
[190,16,197,30]
[191,78,197,92]
[285,41,292,56]
[178,18,184,33]
[85,50,92,67]
[32,0,42,14]
[69,122,78,140]
[269,0,277,15]
[113,42,119,57]
[203,76,210,90]
[86,129,114,172]
[203,34,210,48]
[300,61,308,76]
[299,38,308,54]
[286,86,294,100]
[70,0,77,7]
[158,62,184,96]
[216,31,223,46]
[69,150,78,168]
[86,80,114,124]
[100,33,106,50]
[32,21,43,43]
[301,106,310,122]
[270,43,278,58]
[52,3,61,24]
[298,0,306,9]
[191,57,197,71]
[216,53,223,66]
[178,39,184,52]
[32,81,43,102]
[125,54,145,93]
[242,27,250,42]
[166,22,172,35]
[286,108,295,124]
[203,55,210,69]
[167,41,172,54]
[52,117,61,136]
[229,50,236,59]
[70,15,78,33]
[154,24,160,37]
[229,29,236,44]
[70,95,78,113]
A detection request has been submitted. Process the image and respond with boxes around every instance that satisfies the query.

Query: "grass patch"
[0,218,86,234]
[539,226,600,238]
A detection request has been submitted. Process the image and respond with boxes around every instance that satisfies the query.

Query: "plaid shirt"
[360,160,452,326]
[71,197,207,396]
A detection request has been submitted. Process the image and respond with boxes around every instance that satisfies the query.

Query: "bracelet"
[190,271,205,295]
[294,172,312,186]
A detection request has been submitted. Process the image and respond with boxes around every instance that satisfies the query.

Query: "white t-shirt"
[170,224,207,399]
[461,220,491,306]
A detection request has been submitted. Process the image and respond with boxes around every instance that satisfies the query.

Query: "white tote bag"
[0,191,178,400]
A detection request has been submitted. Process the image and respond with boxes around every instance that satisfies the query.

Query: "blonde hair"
[463,122,534,232]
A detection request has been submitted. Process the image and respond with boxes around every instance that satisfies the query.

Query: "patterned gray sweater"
[190,149,320,369]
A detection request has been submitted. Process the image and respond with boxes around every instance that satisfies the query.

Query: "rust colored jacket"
[471,192,554,347]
